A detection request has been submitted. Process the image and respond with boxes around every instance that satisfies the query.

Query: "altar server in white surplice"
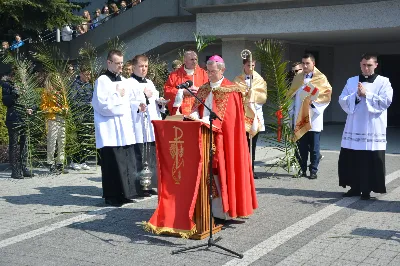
[339,53,393,200]
[128,54,166,196]
[92,50,145,207]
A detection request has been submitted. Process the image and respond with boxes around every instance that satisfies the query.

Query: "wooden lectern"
[191,125,223,240]
[154,117,222,240]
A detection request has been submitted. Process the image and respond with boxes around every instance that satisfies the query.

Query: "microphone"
[176,80,193,89]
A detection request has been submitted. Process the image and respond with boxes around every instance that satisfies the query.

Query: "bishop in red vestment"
[188,55,258,219]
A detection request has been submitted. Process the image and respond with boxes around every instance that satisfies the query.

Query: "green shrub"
[0,86,9,145]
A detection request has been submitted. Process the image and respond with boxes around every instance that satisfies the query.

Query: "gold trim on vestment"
[286,67,332,141]
[234,71,267,136]
[142,222,197,239]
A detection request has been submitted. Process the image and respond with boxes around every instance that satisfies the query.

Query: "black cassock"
[339,148,386,193]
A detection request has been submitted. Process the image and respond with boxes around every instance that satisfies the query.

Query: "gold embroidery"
[213,90,230,122]
[169,126,184,184]
[191,85,211,113]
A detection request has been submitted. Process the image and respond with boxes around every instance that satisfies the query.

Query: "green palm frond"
[255,39,300,176]
[147,55,169,97]
[194,32,216,53]
[106,36,127,54]
[78,42,103,85]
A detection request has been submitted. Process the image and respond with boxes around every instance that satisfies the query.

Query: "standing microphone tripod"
[171,82,243,259]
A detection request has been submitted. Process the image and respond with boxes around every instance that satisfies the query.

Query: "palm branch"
[2,52,45,171]
[194,32,216,53]
[106,36,127,54]
[254,39,300,176]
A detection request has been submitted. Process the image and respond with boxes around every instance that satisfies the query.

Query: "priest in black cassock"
[92,50,145,207]
[338,53,393,200]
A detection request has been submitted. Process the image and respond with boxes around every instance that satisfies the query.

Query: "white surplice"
[339,75,393,151]
[290,73,330,132]
[92,76,136,149]
[127,78,163,143]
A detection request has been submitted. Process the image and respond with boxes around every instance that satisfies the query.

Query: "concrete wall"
[196,0,400,38]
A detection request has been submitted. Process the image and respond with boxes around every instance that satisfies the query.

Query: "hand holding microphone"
[176,80,198,96]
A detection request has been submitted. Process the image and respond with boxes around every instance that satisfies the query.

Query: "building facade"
[60,0,400,125]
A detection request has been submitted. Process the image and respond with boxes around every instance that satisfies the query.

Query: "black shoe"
[56,164,69,174]
[49,164,60,174]
[105,198,123,207]
[298,170,307,178]
[23,170,35,178]
[11,173,24,179]
[309,172,317,179]
[360,192,371,200]
[148,189,158,195]
[343,188,361,197]
[137,191,152,197]
[122,198,135,204]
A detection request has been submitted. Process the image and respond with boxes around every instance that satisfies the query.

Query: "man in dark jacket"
[1,77,34,179]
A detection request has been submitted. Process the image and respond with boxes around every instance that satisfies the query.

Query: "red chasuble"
[191,78,258,218]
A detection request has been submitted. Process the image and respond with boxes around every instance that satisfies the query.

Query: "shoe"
[104,198,123,207]
[49,164,60,174]
[148,188,158,195]
[137,190,152,197]
[70,163,81,170]
[11,174,24,179]
[80,163,91,170]
[360,192,371,200]
[57,164,69,174]
[309,172,317,179]
[343,188,361,197]
[298,170,307,178]
[122,198,135,204]
[22,170,35,178]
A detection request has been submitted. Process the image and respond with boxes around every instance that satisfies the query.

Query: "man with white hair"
[188,55,258,221]
[164,50,208,115]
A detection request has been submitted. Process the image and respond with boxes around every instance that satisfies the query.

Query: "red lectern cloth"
[143,120,203,238]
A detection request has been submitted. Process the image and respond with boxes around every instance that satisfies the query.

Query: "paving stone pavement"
[0,125,399,266]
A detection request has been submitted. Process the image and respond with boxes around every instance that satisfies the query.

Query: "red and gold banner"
[143,120,203,238]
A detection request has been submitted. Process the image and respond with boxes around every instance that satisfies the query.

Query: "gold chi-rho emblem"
[169,126,184,184]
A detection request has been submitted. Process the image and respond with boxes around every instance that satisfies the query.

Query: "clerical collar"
[131,73,147,83]
[104,69,121,82]
[359,73,378,83]
[210,77,224,89]
[184,66,195,75]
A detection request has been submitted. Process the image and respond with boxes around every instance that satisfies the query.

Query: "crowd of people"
[62,0,144,41]
[1,34,26,53]
[0,42,393,212]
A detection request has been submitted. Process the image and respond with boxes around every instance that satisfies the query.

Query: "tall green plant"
[254,39,300,176]
[107,36,127,55]
[194,32,216,53]
[147,55,169,97]
[2,52,44,170]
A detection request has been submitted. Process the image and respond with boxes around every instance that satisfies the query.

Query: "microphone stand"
[171,85,243,259]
